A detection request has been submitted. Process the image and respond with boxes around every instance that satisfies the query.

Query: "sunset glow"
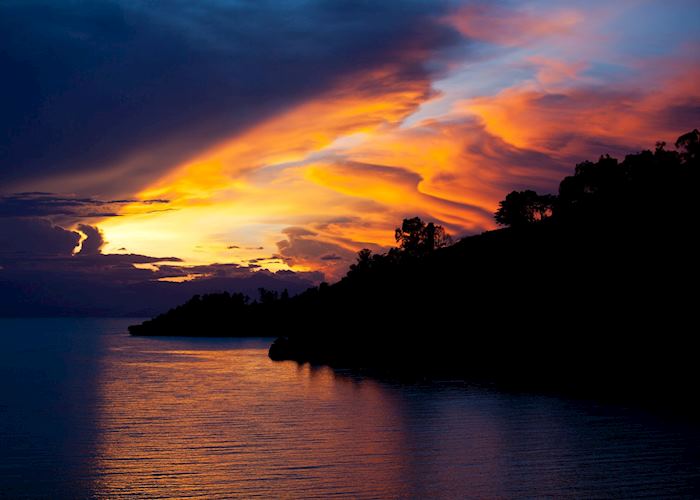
[2,3,700,496]
[3,0,699,281]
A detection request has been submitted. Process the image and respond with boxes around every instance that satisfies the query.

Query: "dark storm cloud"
[0,252,321,316]
[0,218,80,257]
[0,215,181,263]
[0,0,462,195]
[0,203,320,316]
[76,224,104,255]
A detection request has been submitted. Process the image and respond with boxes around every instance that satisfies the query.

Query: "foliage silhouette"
[394,217,451,255]
[130,129,700,412]
[494,190,555,227]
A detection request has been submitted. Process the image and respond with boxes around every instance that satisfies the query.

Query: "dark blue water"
[1,318,699,498]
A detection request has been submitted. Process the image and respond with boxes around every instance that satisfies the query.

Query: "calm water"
[1,318,699,499]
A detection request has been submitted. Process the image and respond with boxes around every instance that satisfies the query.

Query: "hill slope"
[130,130,699,408]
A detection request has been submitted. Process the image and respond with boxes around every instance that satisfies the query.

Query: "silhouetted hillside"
[130,130,699,409]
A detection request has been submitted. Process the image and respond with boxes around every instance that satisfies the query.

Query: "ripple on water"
[1,318,699,499]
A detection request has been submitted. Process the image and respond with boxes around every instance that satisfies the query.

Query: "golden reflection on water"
[93,340,409,498]
[3,320,699,498]
[88,334,700,499]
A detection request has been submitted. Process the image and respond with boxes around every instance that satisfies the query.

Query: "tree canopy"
[494,190,556,227]
[394,217,452,255]
[495,129,699,227]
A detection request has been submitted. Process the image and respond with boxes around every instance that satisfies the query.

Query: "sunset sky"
[2,0,699,293]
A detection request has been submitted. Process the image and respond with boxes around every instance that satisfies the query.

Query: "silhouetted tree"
[676,128,699,166]
[258,288,278,305]
[395,217,451,255]
[495,190,556,227]
[349,248,374,276]
[395,217,425,253]
[423,221,452,250]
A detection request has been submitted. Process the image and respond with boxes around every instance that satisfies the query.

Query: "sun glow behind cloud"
[96,1,700,281]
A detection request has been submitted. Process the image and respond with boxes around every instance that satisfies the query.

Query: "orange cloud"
[96,11,700,282]
[98,61,440,277]
[463,64,700,162]
[138,63,435,204]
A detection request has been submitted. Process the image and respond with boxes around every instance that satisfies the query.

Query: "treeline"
[130,129,699,409]
[494,129,699,227]
[128,288,289,336]
[128,214,456,336]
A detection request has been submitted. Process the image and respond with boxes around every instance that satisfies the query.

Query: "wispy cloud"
[0,192,169,219]
[2,0,699,283]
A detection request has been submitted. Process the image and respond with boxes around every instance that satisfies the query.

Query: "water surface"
[1,318,699,498]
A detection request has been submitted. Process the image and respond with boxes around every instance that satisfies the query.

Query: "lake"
[1,318,699,498]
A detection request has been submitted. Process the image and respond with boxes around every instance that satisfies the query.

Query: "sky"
[1,0,699,312]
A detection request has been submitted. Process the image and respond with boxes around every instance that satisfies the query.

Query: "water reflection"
[92,332,700,499]
[2,319,700,499]
[93,339,409,498]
